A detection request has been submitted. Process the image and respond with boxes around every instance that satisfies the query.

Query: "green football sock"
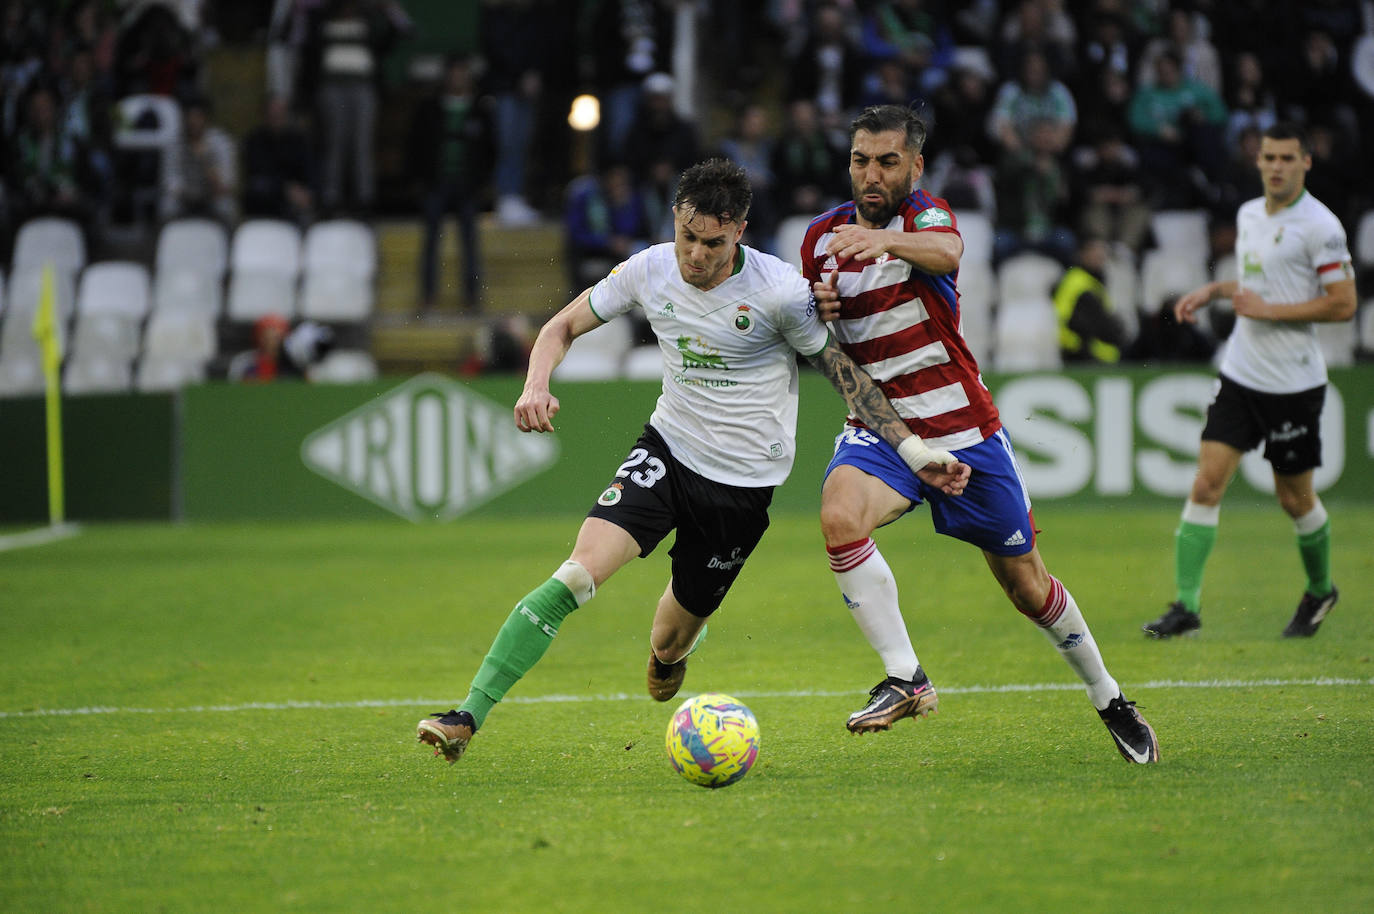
[1297,520,1333,597]
[460,578,579,729]
[1175,519,1217,614]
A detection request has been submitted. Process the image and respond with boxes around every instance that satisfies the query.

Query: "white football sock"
[1034,576,1119,710]
[1293,499,1328,535]
[553,560,596,606]
[828,538,920,681]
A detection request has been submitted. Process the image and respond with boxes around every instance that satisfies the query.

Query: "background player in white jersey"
[805,105,1159,763]
[417,158,970,764]
[1142,122,1357,640]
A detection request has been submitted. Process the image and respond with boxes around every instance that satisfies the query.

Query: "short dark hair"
[674,158,752,224]
[1263,121,1310,154]
[849,105,928,153]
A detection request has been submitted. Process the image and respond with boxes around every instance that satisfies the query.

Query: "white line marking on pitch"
[0,522,81,553]
[1,677,1369,719]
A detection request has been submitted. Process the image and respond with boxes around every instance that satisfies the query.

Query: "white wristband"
[897,435,955,473]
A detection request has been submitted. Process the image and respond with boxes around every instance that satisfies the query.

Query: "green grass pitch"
[2,505,1372,912]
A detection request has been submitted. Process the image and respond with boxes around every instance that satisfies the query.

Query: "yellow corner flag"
[31,262,65,525]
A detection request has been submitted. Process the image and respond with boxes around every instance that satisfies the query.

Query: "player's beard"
[853,178,908,226]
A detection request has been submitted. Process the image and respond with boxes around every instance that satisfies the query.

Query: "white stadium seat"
[77,261,151,321]
[1140,248,1209,314]
[156,218,229,281]
[956,258,994,367]
[993,296,1061,372]
[135,354,207,392]
[1212,253,1237,285]
[997,252,1062,303]
[11,216,86,275]
[230,218,302,273]
[299,220,376,322]
[142,309,217,362]
[0,352,44,396]
[1104,246,1141,343]
[302,219,376,275]
[71,313,142,362]
[773,215,813,273]
[774,215,813,272]
[63,353,134,394]
[1359,300,1374,355]
[226,219,302,322]
[1,269,75,361]
[298,271,373,323]
[1354,210,1374,272]
[226,271,298,322]
[308,348,379,383]
[153,268,223,317]
[1150,209,1210,253]
[958,210,995,268]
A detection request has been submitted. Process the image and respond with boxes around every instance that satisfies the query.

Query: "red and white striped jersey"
[800,190,1001,451]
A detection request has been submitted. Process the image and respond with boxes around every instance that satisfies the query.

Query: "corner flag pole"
[31,262,65,525]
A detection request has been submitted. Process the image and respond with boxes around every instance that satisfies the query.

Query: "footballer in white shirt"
[1143,122,1357,641]
[417,159,969,765]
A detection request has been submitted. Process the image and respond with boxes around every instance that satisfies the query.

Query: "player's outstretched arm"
[515,287,605,433]
[805,334,970,495]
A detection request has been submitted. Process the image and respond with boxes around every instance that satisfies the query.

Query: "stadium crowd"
[3,0,1374,371]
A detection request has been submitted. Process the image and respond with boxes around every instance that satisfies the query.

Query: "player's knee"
[1276,487,1314,518]
[1189,475,1227,506]
[994,560,1050,616]
[819,499,867,546]
[1007,581,1045,616]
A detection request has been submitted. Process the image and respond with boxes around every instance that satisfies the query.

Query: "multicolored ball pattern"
[665,692,760,788]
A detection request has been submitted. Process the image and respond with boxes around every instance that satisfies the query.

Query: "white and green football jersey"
[589,243,830,487]
[1222,190,1353,393]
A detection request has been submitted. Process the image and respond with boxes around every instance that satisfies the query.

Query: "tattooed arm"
[805,333,970,495]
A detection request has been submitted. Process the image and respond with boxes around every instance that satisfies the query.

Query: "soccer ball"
[665,692,760,788]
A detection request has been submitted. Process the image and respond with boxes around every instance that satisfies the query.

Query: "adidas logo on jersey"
[1003,529,1026,547]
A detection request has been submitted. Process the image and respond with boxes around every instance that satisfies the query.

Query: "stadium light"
[568,94,600,132]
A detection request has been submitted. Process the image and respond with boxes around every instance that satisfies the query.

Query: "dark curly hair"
[674,158,752,225]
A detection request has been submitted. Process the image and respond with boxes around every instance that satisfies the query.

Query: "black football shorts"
[587,424,773,616]
[1201,374,1326,475]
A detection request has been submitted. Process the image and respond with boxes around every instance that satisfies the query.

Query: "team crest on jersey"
[598,482,624,506]
[610,260,627,275]
[733,304,754,334]
[914,206,952,229]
